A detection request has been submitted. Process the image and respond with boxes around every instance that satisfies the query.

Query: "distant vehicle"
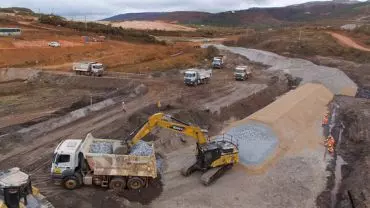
[212,56,225,69]
[73,61,104,76]
[234,65,252,81]
[184,69,212,86]
[0,28,21,37]
[48,41,61,47]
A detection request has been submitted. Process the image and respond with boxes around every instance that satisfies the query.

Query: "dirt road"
[327,32,370,52]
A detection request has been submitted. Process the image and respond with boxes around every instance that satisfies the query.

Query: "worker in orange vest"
[325,135,335,153]
[322,113,329,126]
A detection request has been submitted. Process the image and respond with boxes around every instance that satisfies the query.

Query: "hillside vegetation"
[103,1,370,27]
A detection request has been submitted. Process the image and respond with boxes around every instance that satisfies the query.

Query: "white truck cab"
[51,139,82,181]
[212,56,224,69]
[234,65,251,81]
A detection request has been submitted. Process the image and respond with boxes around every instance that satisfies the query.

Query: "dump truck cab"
[51,139,83,184]
[234,65,251,81]
[212,56,224,69]
[184,70,199,85]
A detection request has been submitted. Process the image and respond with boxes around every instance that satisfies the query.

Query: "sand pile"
[222,83,334,168]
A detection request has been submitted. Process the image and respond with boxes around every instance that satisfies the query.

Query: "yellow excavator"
[127,113,239,185]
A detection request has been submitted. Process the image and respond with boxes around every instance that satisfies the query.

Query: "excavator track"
[180,158,198,177]
[200,164,233,186]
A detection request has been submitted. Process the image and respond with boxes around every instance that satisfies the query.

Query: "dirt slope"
[328,32,370,52]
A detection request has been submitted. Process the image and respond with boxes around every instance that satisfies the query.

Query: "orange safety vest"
[327,136,335,153]
[322,115,329,125]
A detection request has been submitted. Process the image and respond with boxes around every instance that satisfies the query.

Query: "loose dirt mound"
[0,68,40,82]
[223,83,334,169]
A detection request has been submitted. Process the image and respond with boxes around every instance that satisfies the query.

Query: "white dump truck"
[51,133,157,192]
[184,69,212,86]
[212,56,225,69]
[73,62,104,76]
[234,65,252,81]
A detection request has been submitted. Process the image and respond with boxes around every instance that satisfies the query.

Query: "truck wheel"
[109,177,126,192]
[63,176,79,190]
[127,177,145,190]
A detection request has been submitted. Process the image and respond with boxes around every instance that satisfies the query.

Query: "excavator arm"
[129,113,208,145]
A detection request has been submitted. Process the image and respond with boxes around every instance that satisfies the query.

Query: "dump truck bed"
[81,134,157,178]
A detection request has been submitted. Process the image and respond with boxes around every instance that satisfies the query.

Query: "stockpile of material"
[221,83,334,167]
[90,142,113,154]
[130,141,164,173]
[129,141,154,156]
[218,122,278,165]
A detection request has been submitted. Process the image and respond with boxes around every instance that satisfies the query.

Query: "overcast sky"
[0,0,361,20]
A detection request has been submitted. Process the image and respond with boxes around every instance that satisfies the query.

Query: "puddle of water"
[217,121,278,165]
[331,155,346,208]
[331,126,346,208]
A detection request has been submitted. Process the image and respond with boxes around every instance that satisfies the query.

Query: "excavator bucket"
[0,167,54,208]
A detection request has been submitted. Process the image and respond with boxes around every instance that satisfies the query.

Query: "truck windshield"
[56,154,70,163]
[235,69,245,73]
[93,65,103,69]
[185,73,195,77]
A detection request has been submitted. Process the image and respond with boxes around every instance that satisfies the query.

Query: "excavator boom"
[130,113,208,145]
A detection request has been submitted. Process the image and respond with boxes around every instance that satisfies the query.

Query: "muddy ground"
[0,72,142,136]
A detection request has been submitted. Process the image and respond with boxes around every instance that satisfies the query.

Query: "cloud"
[0,0,334,20]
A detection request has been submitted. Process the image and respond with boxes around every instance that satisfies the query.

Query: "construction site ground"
[0,47,369,208]
[0,16,369,208]
[0,51,291,207]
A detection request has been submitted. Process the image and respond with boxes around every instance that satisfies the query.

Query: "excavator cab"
[0,167,54,208]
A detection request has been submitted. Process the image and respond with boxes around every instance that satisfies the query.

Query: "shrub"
[205,45,219,59]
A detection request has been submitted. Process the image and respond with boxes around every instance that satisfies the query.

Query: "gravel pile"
[129,141,154,156]
[129,141,165,173]
[90,142,113,154]
[217,121,278,165]
[207,44,358,96]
